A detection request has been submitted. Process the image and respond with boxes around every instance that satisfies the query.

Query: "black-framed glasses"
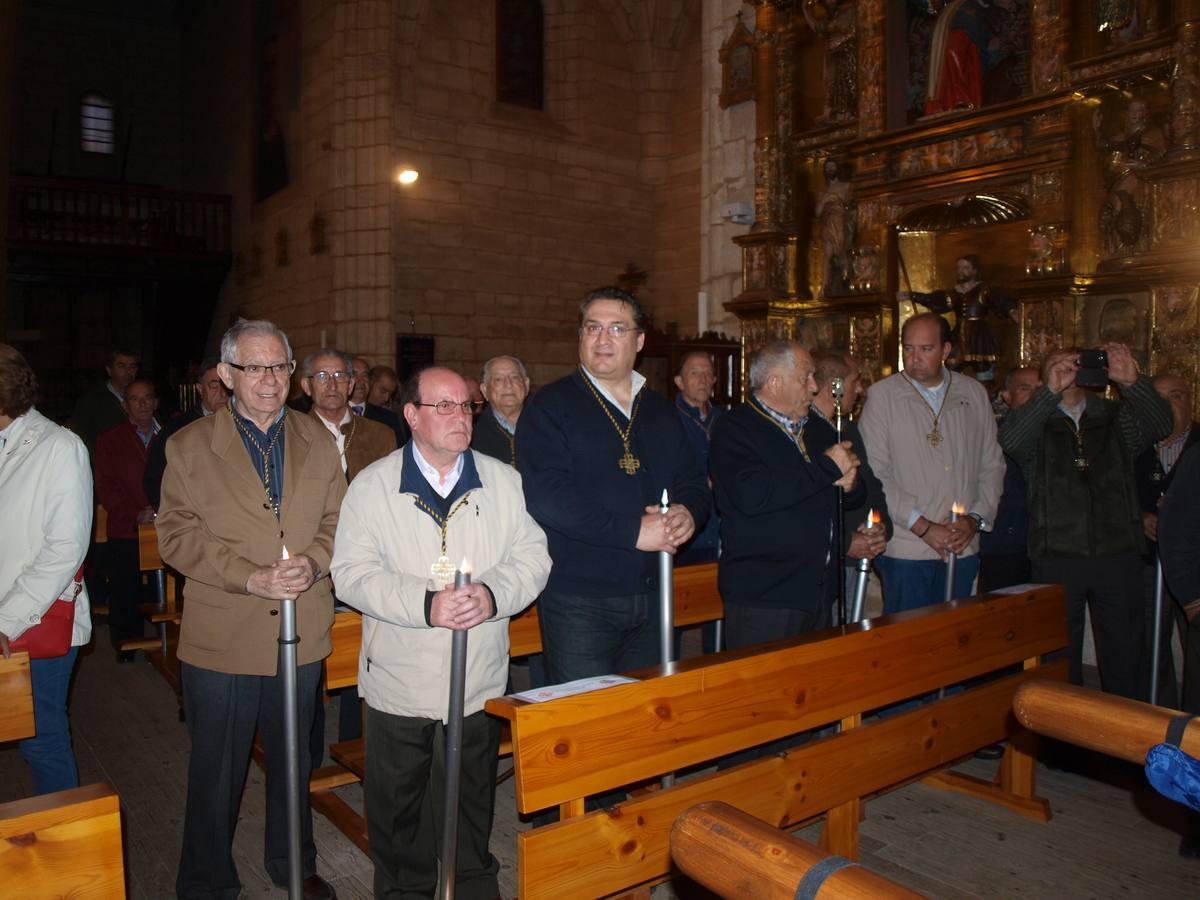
[309,370,352,384]
[227,360,296,378]
[581,322,640,338]
[415,400,485,416]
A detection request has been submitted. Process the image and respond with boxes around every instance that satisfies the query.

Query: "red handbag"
[11,566,83,659]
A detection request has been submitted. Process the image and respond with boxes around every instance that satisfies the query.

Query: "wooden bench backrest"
[0,652,35,743]
[0,782,125,899]
[137,522,163,571]
[324,562,724,690]
[94,504,107,544]
[487,586,1067,814]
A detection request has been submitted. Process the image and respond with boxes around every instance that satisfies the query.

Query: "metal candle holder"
[279,546,303,900]
[943,506,960,605]
[439,564,471,900]
[658,488,676,789]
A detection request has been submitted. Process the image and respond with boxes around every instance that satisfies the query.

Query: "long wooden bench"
[485,586,1068,899]
[310,562,726,855]
[1,651,126,897]
[0,783,126,899]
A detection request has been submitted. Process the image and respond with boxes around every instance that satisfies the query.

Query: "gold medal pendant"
[618,444,641,475]
[431,554,457,587]
[928,427,943,447]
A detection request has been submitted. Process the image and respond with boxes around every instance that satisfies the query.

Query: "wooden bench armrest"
[0,651,35,743]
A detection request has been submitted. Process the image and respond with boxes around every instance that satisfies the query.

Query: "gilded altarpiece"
[726,0,1200,414]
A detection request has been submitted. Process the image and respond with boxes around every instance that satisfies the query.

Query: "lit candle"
[455,557,471,590]
[281,545,290,560]
[943,503,965,604]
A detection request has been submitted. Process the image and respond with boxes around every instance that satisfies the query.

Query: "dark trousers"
[107,537,148,648]
[720,602,831,766]
[537,589,661,684]
[979,551,1033,594]
[365,706,501,900]
[176,660,323,900]
[1033,555,1144,700]
[876,554,981,614]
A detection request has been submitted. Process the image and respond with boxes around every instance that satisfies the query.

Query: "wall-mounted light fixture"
[395,169,420,186]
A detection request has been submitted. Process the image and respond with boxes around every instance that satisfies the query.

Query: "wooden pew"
[0,782,126,899]
[310,562,725,856]
[0,648,127,897]
[485,586,1068,900]
[671,801,922,899]
[133,522,183,691]
[90,505,108,617]
[0,651,35,744]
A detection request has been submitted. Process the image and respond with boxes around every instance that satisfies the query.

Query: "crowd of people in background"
[3,283,1200,899]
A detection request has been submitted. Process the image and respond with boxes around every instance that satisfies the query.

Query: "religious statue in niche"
[802,0,857,123]
[1094,97,1166,256]
[1097,0,1161,48]
[901,254,1015,373]
[719,14,756,110]
[906,0,1030,123]
[815,158,856,296]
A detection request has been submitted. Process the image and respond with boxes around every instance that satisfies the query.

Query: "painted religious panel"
[1077,292,1151,370]
[904,0,1031,124]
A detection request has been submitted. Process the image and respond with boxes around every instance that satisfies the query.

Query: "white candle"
[455,558,472,589]
[281,545,290,560]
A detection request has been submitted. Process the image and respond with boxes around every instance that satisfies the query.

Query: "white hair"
[219,319,293,365]
[481,355,528,383]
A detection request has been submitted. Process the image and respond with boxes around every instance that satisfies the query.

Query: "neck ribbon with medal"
[901,371,951,447]
[231,406,287,538]
[413,493,475,588]
[580,367,643,475]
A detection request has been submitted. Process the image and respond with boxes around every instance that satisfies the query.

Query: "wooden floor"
[2,621,1197,899]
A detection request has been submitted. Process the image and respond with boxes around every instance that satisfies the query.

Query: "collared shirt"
[351,403,365,416]
[0,416,15,453]
[1058,397,1086,428]
[412,442,464,499]
[132,419,161,448]
[1159,429,1191,475]
[201,405,217,417]
[106,381,125,404]
[580,366,646,419]
[315,408,352,473]
[491,407,516,435]
[753,392,807,437]
[906,368,949,411]
[230,399,287,518]
[675,394,717,439]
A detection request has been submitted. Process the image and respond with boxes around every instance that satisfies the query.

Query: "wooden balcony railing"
[8,175,231,258]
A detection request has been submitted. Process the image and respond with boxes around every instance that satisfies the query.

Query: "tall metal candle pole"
[1151,555,1165,705]
[659,488,676,789]
[831,378,847,626]
[942,505,962,605]
[850,509,879,624]
[278,546,303,900]
[439,560,471,900]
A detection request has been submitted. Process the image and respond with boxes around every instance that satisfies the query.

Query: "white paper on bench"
[512,674,638,703]
[986,582,1053,595]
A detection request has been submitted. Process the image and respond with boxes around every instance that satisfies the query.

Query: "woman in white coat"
[0,344,93,795]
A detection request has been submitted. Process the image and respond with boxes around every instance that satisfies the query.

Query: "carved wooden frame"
[719,17,756,110]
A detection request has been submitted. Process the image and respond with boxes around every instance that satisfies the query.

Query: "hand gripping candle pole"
[278,546,303,900]
[831,377,847,626]
[439,559,471,900]
[850,509,879,624]
[943,504,963,605]
[659,488,676,789]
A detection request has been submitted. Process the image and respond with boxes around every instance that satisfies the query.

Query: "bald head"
[1153,373,1193,437]
[402,367,473,470]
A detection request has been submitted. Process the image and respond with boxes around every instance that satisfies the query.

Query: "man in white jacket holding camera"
[331,366,550,900]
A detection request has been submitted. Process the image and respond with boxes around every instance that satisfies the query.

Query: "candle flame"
[459,557,471,577]
[281,545,290,560]
[660,488,669,506]
[951,502,966,516]
[869,508,882,527]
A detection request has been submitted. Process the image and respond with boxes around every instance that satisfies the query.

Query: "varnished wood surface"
[514,664,1065,900]
[137,523,162,571]
[0,782,124,899]
[0,651,35,744]
[1,624,1197,898]
[492,588,1066,814]
[671,802,923,899]
[1013,679,1200,763]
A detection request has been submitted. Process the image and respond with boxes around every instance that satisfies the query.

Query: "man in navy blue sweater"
[710,341,862,650]
[515,287,710,683]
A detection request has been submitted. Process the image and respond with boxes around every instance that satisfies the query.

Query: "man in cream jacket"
[331,366,550,900]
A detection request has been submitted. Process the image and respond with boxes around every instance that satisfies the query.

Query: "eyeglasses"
[227,361,296,378]
[414,400,485,416]
[581,322,640,338]
[309,370,352,384]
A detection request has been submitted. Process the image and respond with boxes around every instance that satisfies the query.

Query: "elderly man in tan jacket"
[332,366,550,900]
[158,319,344,900]
[859,312,1004,613]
